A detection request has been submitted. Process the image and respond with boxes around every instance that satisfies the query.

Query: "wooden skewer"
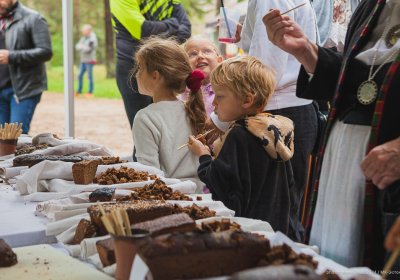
[382,246,400,279]
[120,209,131,236]
[280,2,306,15]
[177,129,215,150]
[97,202,115,234]
[111,210,124,236]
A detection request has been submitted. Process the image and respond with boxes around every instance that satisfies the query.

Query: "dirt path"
[29,93,133,156]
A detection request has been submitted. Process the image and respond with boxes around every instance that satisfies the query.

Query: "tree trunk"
[104,0,115,78]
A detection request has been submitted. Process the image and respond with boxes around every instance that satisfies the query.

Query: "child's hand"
[205,118,224,146]
[187,136,211,156]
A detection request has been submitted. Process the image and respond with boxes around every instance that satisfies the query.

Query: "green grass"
[46,64,121,99]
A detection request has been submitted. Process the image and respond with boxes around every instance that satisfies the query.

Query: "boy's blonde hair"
[133,37,206,135]
[210,55,276,111]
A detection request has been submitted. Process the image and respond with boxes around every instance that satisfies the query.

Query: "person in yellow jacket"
[110,0,191,128]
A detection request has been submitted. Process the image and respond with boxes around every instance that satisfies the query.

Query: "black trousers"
[116,59,152,128]
[268,103,318,241]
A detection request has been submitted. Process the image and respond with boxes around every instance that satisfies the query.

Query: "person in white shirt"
[233,0,319,241]
[132,37,207,192]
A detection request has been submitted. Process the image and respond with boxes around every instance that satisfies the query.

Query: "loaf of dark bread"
[137,231,270,280]
[0,239,17,267]
[71,219,97,245]
[96,238,115,267]
[72,160,100,185]
[89,187,115,202]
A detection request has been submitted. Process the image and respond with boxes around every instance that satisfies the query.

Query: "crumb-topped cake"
[87,200,175,235]
[93,166,157,185]
[117,179,192,201]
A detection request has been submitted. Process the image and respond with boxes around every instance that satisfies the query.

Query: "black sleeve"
[198,128,254,216]
[171,4,191,43]
[141,17,179,39]
[9,15,52,66]
[296,46,343,102]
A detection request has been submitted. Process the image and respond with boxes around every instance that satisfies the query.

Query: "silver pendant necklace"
[385,24,400,48]
[357,20,400,105]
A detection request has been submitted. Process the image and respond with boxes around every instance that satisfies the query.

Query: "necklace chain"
[368,17,400,80]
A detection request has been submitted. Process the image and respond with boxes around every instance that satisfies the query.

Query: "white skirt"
[309,120,371,267]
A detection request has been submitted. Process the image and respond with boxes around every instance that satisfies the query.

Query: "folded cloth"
[46,213,90,236]
[16,161,75,195]
[65,244,81,257]
[32,141,114,156]
[87,254,116,275]
[32,133,66,146]
[57,223,77,244]
[0,166,28,179]
[36,200,93,220]
[80,235,110,259]
[167,180,197,194]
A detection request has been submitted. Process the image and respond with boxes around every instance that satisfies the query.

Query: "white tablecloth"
[0,184,56,247]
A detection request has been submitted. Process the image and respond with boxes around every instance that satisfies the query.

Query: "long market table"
[0,183,56,247]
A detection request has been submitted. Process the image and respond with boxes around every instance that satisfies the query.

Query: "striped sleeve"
[110,0,145,40]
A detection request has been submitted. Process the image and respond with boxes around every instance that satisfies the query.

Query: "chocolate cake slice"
[137,231,270,280]
[131,213,196,237]
[0,239,17,267]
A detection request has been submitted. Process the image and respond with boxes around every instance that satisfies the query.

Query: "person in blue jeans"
[0,0,52,134]
[75,24,97,97]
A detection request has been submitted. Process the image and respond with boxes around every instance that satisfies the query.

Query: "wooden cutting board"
[0,244,113,280]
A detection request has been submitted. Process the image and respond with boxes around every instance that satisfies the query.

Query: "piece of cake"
[71,219,97,245]
[137,231,270,280]
[0,239,17,267]
[96,238,115,267]
[99,156,126,165]
[87,200,175,235]
[172,204,216,220]
[132,213,196,237]
[200,218,242,232]
[121,179,192,201]
[89,187,115,202]
[93,166,154,185]
[259,243,318,269]
[72,159,100,185]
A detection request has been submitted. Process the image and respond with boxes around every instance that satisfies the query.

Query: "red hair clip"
[186,70,206,92]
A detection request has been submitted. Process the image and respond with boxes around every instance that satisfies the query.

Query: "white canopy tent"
[62,0,74,137]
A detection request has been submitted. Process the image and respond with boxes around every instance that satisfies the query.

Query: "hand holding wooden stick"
[280,2,306,15]
[177,129,215,150]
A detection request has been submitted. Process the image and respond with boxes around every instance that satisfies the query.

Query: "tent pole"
[62,0,75,138]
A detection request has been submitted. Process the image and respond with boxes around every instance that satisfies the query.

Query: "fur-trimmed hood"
[213,113,294,161]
